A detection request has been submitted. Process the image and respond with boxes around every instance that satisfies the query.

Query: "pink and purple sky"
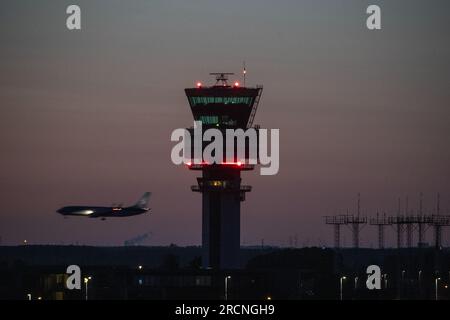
[1,0,449,247]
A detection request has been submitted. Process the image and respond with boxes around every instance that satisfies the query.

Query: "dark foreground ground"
[1,245,449,300]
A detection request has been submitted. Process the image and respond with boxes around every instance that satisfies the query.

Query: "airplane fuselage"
[57,192,151,219]
[57,206,148,218]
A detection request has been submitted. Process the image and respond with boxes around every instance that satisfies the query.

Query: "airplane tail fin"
[134,192,151,209]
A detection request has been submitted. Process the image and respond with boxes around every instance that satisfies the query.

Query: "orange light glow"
[196,82,202,88]
[234,81,239,87]
[186,161,245,167]
[221,161,243,166]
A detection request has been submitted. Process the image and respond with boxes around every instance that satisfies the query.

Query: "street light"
[418,270,422,296]
[435,277,441,301]
[340,276,346,301]
[84,276,92,301]
[225,276,231,301]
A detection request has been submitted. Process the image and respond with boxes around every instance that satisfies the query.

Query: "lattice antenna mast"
[357,192,361,218]
[437,192,440,215]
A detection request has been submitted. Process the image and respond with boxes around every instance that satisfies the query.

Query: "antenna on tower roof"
[243,61,247,87]
[209,72,234,86]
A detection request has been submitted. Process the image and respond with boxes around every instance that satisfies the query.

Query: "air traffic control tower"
[184,73,263,269]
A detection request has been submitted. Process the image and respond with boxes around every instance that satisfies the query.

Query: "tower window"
[189,97,253,107]
[199,116,219,124]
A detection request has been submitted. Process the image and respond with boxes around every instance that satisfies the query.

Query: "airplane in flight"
[57,192,151,220]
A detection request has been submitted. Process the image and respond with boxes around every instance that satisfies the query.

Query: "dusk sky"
[1,0,449,247]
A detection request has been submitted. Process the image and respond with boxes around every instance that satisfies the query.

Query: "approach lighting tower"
[370,213,391,249]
